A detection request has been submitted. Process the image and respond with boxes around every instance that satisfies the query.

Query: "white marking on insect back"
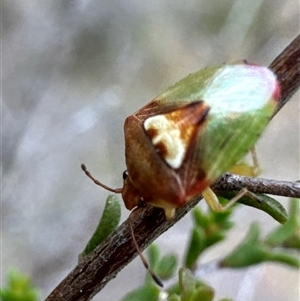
[203,65,277,114]
[144,115,186,169]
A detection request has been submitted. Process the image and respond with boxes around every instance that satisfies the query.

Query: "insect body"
[121,61,280,218]
[82,61,280,286]
[83,61,280,215]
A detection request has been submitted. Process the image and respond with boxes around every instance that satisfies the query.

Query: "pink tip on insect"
[272,81,281,102]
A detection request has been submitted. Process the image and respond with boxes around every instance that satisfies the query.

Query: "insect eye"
[138,198,146,207]
[122,170,128,180]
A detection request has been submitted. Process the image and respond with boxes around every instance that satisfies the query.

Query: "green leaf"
[168,294,181,301]
[220,223,267,268]
[192,207,210,228]
[185,227,206,269]
[179,268,214,301]
[266,198,300,248]
[216,191,288,224]
[281,235,300,249]
[167,283,181,296]
[0,269,40,301]
[179,268,197,300]
[184,206,233,269]
[190,287,214,301]
[157,254,178,280]
[147,244,161,269]
[265,252,300,267]
[146,245,178,285]
[82,195,121,256]
[120,284,160,301]
[220,223,300,268]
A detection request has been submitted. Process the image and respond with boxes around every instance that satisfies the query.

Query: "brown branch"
[45,34,300,301]
[213,173,300,198]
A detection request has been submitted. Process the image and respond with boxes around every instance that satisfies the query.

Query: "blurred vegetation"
[121,198,299,301]
[0,269,40,301]
[2,197,299,300]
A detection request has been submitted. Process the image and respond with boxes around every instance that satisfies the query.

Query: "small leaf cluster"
[121,198,299,301]
[168,268,232,301]
[1,197,298,301]
[0,269,40,301]
[220,198,299,268]
[185,198,234,270]
[121,244,178,301]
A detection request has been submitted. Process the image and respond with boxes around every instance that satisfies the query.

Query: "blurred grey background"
[2,1,299,300]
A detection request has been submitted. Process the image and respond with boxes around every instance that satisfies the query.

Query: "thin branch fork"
[45,34,300,301]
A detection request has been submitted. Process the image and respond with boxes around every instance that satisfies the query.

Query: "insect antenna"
[81,164,122,193]
[129,208,164,287]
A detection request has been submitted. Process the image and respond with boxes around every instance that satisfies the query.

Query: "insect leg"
[202,186,249,212]
[228,147,261,177]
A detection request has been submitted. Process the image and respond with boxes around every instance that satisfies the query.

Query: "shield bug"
[122,60,279,216]
[82,60,280,285]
